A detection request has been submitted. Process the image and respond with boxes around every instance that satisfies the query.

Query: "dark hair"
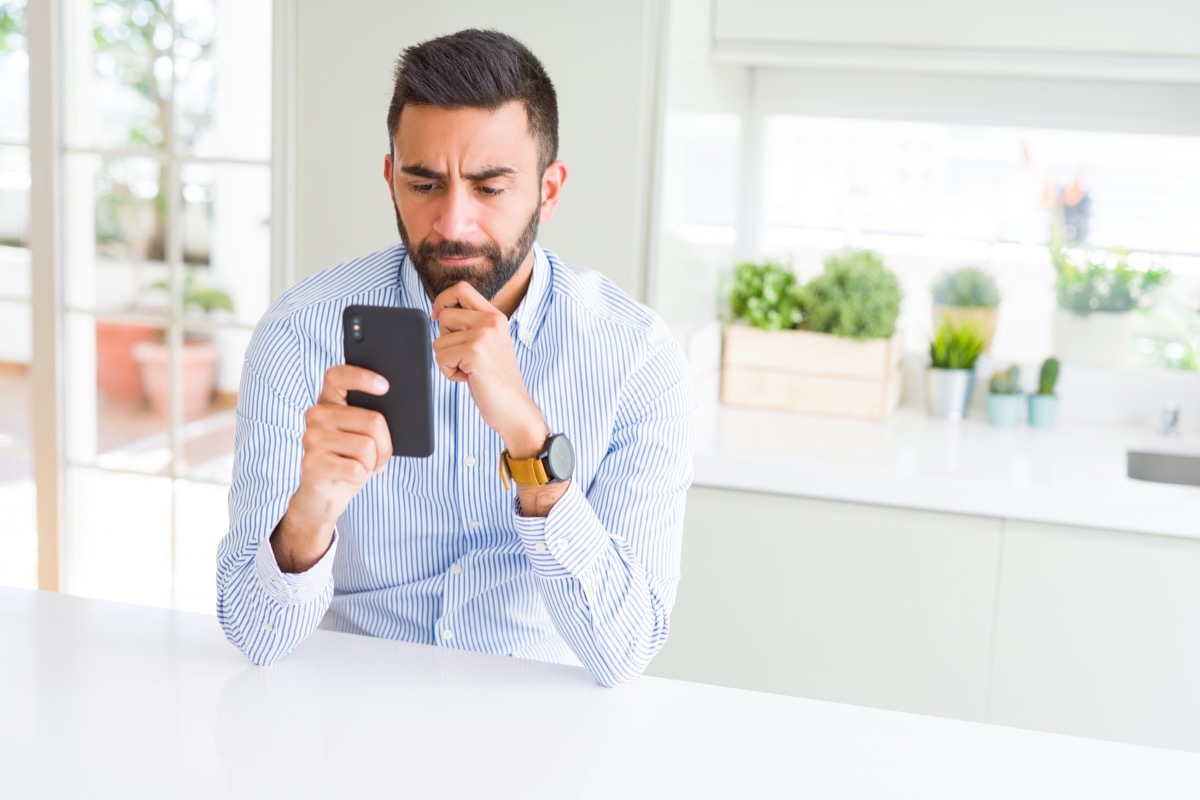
[387,29,559,173]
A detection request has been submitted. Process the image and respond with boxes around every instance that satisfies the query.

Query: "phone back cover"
[343,305,435,457]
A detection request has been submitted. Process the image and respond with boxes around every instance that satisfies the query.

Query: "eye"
[477,185,505,196]
[408,183,436,194]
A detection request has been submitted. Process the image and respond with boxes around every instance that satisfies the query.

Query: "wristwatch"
[499,433,574,491]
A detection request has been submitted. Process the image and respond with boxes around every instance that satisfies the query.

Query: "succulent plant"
[932,266,1000,309]
[1038,357,1060,396]
[988,365,1022,395]
[929,317,986,370]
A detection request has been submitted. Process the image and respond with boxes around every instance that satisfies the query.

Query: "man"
[216,29,696,687]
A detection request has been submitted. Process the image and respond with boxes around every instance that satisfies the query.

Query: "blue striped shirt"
[216,243,696,686]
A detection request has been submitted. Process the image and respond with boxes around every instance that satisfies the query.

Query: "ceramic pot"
[986,393,1023,427]
[132,339,219,418]
[1028,394,1060,428]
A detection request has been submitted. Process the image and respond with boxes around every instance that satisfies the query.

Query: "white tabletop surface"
[2,588,1199,798]
[694,405,1200,538]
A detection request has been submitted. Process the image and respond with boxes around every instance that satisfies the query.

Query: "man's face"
[385,102,547,302]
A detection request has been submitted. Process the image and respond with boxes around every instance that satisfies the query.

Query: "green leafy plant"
[929,318,985,370]
[932,266,1000,309]
[988,365,1022,395]
[1037,357,1060,395]
[796,248,902,341]
[726,260,802,332]
[149,271,234,316]
[1051,238,1169,316]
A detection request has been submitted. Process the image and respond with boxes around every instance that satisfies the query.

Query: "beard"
[394,202,540,303]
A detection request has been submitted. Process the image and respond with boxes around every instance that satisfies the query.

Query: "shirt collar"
[397,242,553,350]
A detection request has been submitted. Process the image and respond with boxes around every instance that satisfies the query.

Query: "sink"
[1127,450,1200,487]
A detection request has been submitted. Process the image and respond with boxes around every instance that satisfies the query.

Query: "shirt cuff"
[254,529,338,606]
[513,481,606,578]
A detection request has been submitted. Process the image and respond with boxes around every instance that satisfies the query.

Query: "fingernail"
[375,377,389,392]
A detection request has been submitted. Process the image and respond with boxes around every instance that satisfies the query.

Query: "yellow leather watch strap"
[498,450,550,491]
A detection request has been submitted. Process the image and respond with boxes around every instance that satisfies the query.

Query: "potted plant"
[1050,239,1168,369]
[1028,357,1061,428]
[926,318,985,421]
[932,266,1001,352]
[986,365,1023,427]
[721,249,904,419]
[131,272,234,418]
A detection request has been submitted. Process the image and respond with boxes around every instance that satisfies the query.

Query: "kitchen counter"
[3,588,1199,798]
[694,405,1198,538]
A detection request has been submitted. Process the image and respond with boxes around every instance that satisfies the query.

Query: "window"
[9,0,277,612]
[759,117,1200,366]
[0,0,35,590]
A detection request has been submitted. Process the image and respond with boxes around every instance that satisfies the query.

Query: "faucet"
[1162,402,1181,438]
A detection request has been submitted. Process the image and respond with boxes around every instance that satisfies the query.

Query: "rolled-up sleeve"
[513,331,696,687]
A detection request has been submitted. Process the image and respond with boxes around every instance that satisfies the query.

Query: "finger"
[431,340,479,382]
[304,406,392,467]
[305,406,389,446]
[303,450,371,487]
[305,428,379,472]
[435,306,498,334]
[431,280,495,320]
[320,365,389,405]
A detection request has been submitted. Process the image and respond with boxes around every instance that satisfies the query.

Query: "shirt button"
[534,541,547,554]
[262,622,274,633]
[450,563,462,575]
[468,519,481,529]
[464,455,477,467]
[554,539,568,552]
[443,629,455,640]
[273,579,287,591]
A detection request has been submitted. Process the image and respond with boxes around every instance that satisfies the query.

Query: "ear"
[383,152,396,204]
[537,161,567,224]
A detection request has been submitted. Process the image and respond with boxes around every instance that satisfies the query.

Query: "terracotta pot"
[95,320,160,402]
[932,305,998,352]
[131,339,219,418]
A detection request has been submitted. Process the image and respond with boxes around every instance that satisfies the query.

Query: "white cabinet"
[988,520,1200,752]
[647,487,1003,722]
[711,0,1200,82]
[713,0,1200,58]
[654,487,1200,751]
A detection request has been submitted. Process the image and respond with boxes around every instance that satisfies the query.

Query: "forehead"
[394,101,537,167]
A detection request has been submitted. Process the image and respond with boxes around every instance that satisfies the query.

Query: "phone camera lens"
[350,317,364,341]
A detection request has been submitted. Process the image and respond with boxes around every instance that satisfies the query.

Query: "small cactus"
[1039,357,1060,396]
[988,365,1022,395]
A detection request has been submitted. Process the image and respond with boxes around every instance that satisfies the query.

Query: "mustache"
[416,240,502,261]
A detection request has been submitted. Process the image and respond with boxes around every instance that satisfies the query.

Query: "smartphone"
[342,305,435,458]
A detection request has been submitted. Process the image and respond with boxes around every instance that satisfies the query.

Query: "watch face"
[546,434,575,481]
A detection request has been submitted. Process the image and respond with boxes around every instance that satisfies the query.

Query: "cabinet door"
[989,521,1200,752]
[713,0,1200,59]
[647,487,1002,722]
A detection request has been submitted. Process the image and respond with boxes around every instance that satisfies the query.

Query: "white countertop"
[3,588,1199,798]
[694,405,1199,539]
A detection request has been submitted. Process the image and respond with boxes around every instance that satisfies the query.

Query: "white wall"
[293,0,662,298]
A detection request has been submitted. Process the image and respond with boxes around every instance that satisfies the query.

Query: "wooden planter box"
[721,324,903,419]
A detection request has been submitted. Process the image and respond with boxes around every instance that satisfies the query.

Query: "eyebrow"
[399,164,517,182]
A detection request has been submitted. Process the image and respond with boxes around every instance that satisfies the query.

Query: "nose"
[432,183,478,243]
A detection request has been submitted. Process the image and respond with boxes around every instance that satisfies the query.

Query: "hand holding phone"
[342,305,435,458]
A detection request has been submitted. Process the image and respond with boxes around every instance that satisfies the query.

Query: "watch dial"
[548,435,574,480]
